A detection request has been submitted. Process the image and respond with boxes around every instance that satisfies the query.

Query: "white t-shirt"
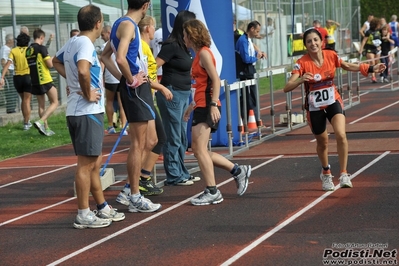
[55,35,105,116]
[101,42,120,84]
[1,45,14,71]
[150,28,163,76]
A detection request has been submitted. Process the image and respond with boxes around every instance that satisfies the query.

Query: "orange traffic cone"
[248,109,257,131]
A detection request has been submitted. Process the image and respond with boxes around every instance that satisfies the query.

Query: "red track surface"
[1,75,398,266]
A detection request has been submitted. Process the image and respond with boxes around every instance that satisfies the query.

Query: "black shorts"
[67,113,104,156]
[191,106,221,133]
[119,76,155,123]
[307,100,344,135]
[31,82,54,95]
[13,75,31,94]
[105,83,120,93]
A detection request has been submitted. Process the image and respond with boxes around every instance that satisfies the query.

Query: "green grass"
[0,112,73,160]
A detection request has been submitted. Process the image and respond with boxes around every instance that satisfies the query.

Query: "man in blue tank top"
[101,0,161,213]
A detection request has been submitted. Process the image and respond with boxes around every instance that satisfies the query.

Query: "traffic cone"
[248,109,257,131]
[238,117,244,134]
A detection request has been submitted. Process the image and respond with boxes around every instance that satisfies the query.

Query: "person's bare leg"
[40,87,59,123]
[75,155,102,209]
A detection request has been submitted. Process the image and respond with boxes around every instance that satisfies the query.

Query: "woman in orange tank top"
[183,19,252,206]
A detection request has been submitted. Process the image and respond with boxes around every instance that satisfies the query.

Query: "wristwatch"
[210,101,218,107]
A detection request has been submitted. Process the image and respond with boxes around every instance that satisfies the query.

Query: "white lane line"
[349,100,399,124]
[220,151,391,266]
[0,148,129,189]
[0,197,76,227]
[46,156,283,266]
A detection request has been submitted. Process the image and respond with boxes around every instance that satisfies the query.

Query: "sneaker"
[339,173,353,188]
[34,120,46,135]
[139,177,163,195]
[129,195,162,213]
[122,130,128,136]
[23,123,31,131]
[371,77,377,83]
[188,175,201,182]
[95,205,125,222]
[73,211,112,229]
[116,189,130,206]
[233,165,251,196]
[380,76,384,83]
[44,128,55,136]
[107,126,116,134]
[176,179,194,186]
[320,171,335,191]
[191,188,224,206]
[383,78,390,83]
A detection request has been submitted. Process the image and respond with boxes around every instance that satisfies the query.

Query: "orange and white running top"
[292,49,343,111]
[191,46,220,108]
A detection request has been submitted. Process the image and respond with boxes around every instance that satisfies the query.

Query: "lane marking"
[0,148,129,189]
[46,156,283,266]
[220,151,391,266]
[349,100,399,124]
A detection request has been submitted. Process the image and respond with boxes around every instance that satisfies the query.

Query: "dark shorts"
[13,75,32,94]
[31,82,54,95]
[191,106,221,133]
[307,100,344,135]
[119,76,155,123]
[67,113,104,156]
[105,83,120,93]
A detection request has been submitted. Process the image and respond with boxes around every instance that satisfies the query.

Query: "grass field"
[0,74,287,160]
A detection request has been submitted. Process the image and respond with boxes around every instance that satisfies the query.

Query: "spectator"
[389,15,399,47]
[379,24,394,83]
[155,10,199,186]
[52,4,125,228]
[325,19,340,50]
[101,0,162,212]
[20,26,53,49]
[70,29,80,38]
[360,14,374,39]
[235,20,266,124]
[100,25,127,135]
[283,28,386,191]
[182,19,252,205]
[0,33,18,113]
[0,33,32,130]
[26,28,59,136]
[313,20,328,49]
[263,17,275,68]
[150,26,163,80]
[359,17,382,83]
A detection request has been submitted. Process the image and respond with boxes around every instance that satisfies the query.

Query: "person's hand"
[0,78,4,87]
[77,87,101,103]
[183,104,194,121]
[210,106,221,124]
[301,72,314,82]
[373,63,387,73]
[127,71,148,88]
[160,87,173,101]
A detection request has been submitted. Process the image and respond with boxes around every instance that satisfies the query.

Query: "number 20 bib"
[308,87,336,110]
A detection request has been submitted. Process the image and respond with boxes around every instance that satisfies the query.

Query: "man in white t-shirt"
[0,34,17,113]
[52,4,125,229]
[150,27,163,79]
[360,14,374,39]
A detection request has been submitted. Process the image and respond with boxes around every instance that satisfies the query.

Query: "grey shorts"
[67,113,104,156]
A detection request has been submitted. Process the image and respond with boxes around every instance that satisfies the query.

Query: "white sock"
[78,208,90,219]
[131,192,141,202]
[101,204,111,213]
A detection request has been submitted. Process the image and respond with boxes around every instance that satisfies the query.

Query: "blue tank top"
[390,22,398,38]
[110,16,140,75]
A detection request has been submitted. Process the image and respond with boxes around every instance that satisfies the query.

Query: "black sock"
[140,176,150,181]
[207,186,217,195]
[230,164,239,175]
[322,165,330,171]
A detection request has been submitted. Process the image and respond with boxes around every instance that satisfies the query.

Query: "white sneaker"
[339,173,353,188]
[320,171,335,191]
[191,189,224,206]
[233,165,251,195]
[116,189,130,206]
[129,195,161,213]
[95,205,125,222]
[73,211,112,229]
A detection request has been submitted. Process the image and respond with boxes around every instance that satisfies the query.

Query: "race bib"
[308,87,336,109]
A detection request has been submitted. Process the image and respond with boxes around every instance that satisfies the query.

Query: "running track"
[0,76,398,266]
